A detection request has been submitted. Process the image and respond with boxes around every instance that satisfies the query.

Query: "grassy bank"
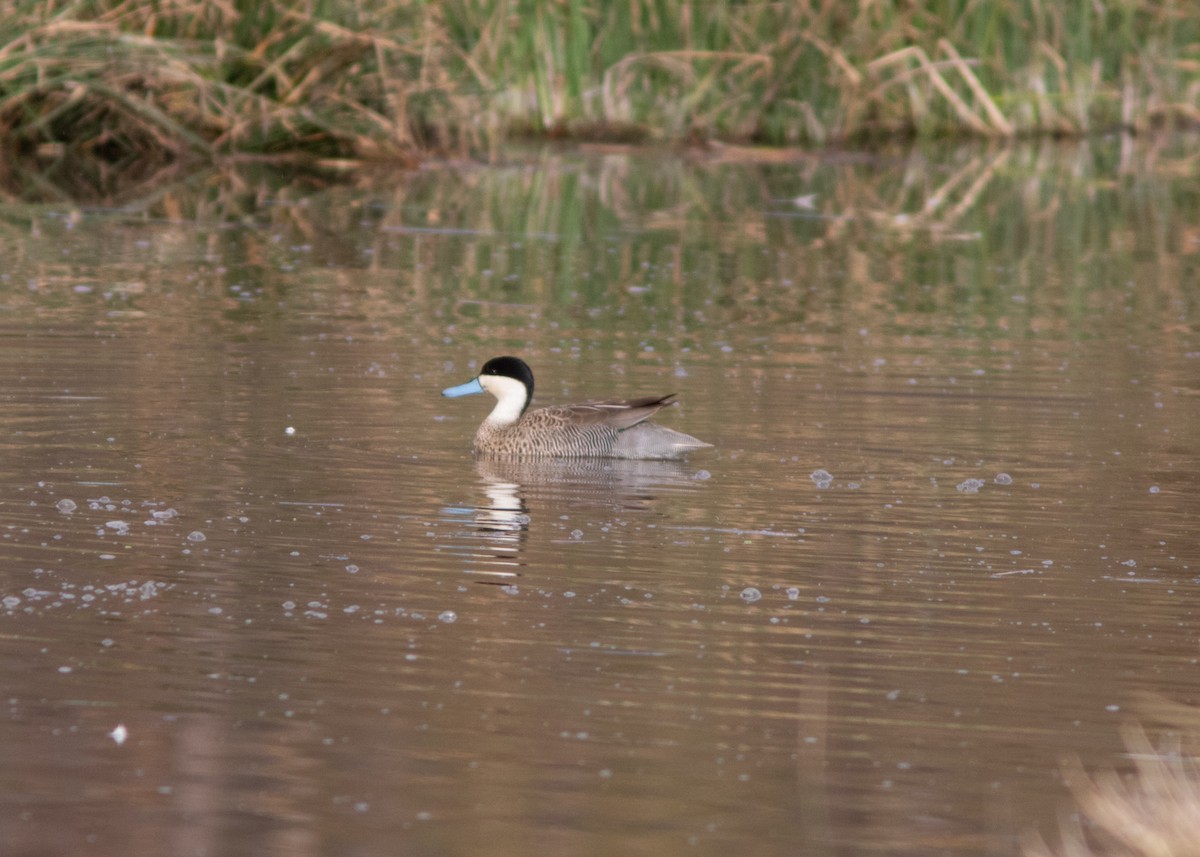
[0,0,1197,168]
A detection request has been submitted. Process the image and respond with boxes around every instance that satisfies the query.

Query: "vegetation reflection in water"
[0,138,1197,856]
[1,136,1195,345]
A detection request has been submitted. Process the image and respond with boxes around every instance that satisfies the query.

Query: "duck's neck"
[482,376,530,427]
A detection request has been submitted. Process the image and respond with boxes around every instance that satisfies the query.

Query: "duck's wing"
[533,394,677,431]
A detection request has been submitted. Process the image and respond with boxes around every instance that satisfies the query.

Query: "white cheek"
[480,375,529,425]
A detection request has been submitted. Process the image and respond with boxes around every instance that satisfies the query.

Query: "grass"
[1024,697,1200,857]
[0,0,1197,171]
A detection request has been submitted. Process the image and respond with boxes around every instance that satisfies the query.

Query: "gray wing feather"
[530,394,677,431]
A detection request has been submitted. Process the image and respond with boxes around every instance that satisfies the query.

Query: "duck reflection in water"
[450,457,712,584]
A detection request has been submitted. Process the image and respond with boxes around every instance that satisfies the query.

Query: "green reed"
[0,0,1195,167]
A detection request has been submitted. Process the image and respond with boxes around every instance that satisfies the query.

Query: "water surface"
[2,140,1199,856]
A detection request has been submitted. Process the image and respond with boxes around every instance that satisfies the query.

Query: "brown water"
[2,141,1199,856]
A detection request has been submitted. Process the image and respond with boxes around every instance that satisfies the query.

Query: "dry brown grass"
[1026,699,1200,857]
[0,0,1196,173]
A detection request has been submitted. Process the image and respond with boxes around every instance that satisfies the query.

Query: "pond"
[1,139,1198,856]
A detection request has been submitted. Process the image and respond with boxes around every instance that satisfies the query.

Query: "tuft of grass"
[0,0,477,166]
[1025,698,1200,857]
[0,0,1197,170]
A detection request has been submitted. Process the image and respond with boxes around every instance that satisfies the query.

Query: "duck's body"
[442,356,711,460]
[471,393,704,459]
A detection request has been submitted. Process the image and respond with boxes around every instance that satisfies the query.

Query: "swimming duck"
[442,356,712,460]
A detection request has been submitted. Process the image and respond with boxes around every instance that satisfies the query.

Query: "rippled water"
[2,141,1199,856]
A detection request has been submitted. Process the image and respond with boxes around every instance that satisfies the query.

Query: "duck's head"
[442,356,535,425]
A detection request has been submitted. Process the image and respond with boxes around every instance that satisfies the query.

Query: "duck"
[442,356,712,460]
